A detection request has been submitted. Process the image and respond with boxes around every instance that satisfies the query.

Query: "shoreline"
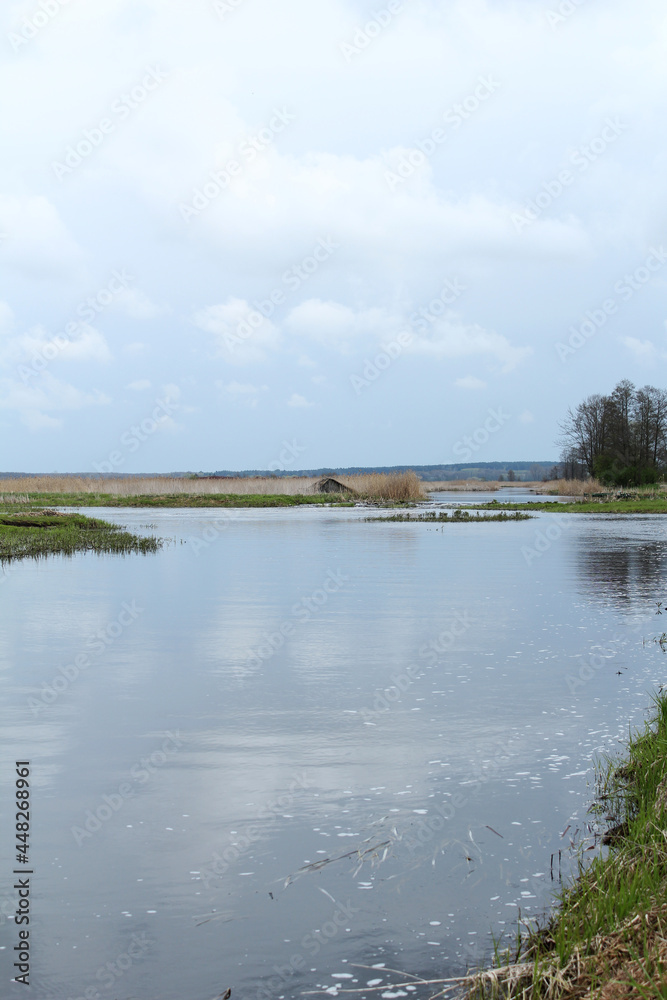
[0,492,358,509]
[4,492,667,513]
[459,691,667,999]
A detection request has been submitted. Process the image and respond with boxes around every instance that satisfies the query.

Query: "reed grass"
[341,470,424,501]
[0,475,317,496]
[0,471,425,503]
[426,480,538,492]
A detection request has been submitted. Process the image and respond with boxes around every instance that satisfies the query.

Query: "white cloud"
[284,299,529,370]
[287,393,314,408]
[127,379,152,390]
[0,195,83,278]
[0,372,110,429]
[519,410,534,424]
[620,336,658,361]
[217,380,268,407]
[114,288,165,320]
[455,375,487,390]
[285,299,392,353]
[0,323,112,367]
[0,301,13,332]
[406,318,532,373]
[194,299,281,364]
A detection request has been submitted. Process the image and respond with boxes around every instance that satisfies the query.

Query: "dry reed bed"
[425,480,611,495]
[425,480,541,492]
[537,479,605,496]
[0,472,425,502]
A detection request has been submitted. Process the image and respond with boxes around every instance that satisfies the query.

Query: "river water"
[1,497,666,1000]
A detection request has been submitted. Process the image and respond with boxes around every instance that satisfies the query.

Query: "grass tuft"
[0,511,161,563]
[365,509,533,522]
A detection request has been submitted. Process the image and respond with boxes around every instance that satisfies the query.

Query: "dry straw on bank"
[0,472,425,502]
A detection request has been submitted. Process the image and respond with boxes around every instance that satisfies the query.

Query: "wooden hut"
[313,477,353,494]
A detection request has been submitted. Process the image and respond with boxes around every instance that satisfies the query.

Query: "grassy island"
[365,509,533,522]
[0,510,161,563]
[475,498,667,515]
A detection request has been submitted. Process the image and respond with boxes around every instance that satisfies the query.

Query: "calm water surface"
[1,501,666,1000]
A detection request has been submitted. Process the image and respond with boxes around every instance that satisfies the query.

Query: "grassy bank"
[0,492,356,509]
[365,509,533,522]
[462,693,667,999]
[0,510,161,563]
[474,498,667,514]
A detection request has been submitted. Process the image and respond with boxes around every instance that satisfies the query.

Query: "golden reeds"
[0,471,425,501]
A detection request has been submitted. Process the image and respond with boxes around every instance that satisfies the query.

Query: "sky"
[0,0,666,473]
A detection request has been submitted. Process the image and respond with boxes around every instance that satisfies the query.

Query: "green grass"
[0,511,161,563]
[1,492,356,509]
[464,692,667,998]
[472,498,667,514]
[365,509,533,522]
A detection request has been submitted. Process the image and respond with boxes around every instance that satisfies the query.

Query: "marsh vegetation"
[0,470,424,504]
[365,509,533,522]
[0,510,161,563]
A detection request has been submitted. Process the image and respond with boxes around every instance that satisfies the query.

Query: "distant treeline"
[208,462,558,482]
[559,380,667,485]
[0,463,560,484]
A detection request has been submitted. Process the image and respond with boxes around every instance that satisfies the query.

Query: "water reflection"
[575,519,667,608]
[0,508,665,1000]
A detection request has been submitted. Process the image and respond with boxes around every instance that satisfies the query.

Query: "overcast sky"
[1,0,666,473]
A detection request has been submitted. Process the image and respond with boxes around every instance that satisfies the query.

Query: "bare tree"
[557,381,667,484]
[559,394,609,476]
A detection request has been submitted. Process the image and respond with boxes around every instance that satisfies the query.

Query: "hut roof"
[313,477,354,494]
